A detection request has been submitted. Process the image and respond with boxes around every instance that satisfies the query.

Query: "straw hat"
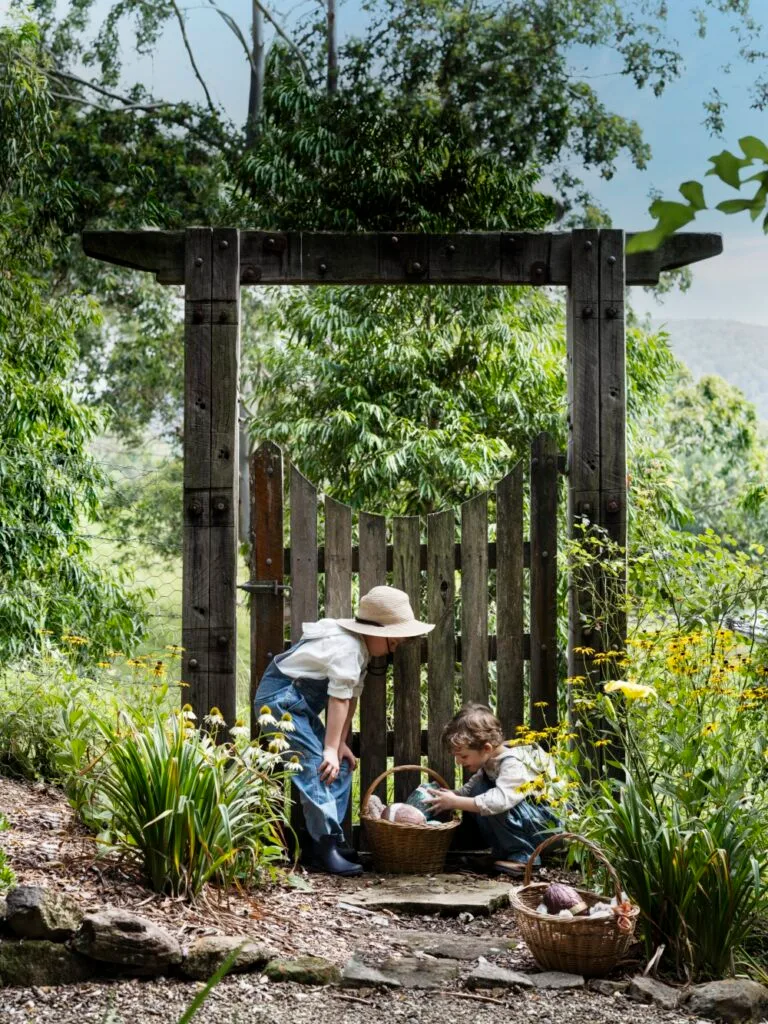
[338,586,435,638]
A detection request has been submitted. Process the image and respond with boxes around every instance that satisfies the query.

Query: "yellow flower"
[604,680,657,700]
[701,722,719,737]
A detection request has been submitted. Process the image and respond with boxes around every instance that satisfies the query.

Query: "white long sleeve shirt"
[277,619,370,700]
[457,744,559,816]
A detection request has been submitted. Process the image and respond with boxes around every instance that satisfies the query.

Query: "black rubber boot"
[335,835,360,864]
[311,835,363,877]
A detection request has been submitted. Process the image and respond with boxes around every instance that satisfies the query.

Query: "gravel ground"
[0,976,702,1024]
[0,776,705,1024]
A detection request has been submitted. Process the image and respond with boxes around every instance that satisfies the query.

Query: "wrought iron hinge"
[237,580,292,596]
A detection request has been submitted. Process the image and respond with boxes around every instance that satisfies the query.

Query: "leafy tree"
[0,20,145,661]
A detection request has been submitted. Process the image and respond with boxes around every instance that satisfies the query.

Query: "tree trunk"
[246,1,265,145]
[327,0,338,95]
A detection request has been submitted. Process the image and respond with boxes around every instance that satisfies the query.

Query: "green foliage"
[629,135,768,251]
[0,815,15,892]
[91,708,290,896]
[0,21,146,662]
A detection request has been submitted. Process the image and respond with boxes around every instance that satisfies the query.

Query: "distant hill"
[650,319,768,422]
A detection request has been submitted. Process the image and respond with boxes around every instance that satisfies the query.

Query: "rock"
[73,909,181,976]
[356,956,461,990]
[5,886,82,941]
[464,963,535,990]
[341,957,402,988]
[685,979,768,1023]
[530,971,585,990]
[263,956,340,985]
[340,875,512,917]
[387,929,516,961]
[628,975,681,1010]
[588,978,630,996]
[0,940,95,987]
[180,935,278,980]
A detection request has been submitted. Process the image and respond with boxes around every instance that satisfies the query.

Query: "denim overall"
[254,640,353,843]
[470,771,560,864]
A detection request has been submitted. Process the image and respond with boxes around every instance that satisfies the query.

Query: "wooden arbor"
[82,227,722,728]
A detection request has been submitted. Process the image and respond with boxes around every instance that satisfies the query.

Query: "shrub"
[0,815,14,891]
[91,708,292,896]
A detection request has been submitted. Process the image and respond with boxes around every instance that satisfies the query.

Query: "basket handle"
[523,831,626,901]
[361,764,453,817]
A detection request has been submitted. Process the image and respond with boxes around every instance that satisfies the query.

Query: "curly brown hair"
[442,703,503,751]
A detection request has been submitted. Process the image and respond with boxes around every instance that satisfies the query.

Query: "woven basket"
[361,765,460,874]
[510,832,640,977]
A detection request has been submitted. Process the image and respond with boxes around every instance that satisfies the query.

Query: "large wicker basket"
[510,833,640,977]
[361,765,460,874]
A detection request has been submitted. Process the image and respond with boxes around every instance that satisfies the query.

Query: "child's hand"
[339,741,357,772]
[319,746,340,783]
[425,787,460,813]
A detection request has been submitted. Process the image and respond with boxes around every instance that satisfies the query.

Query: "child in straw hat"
[254,585,434,876]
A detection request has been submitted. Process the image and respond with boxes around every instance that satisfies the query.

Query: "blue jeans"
[471,774,561,864]
[255,657,352,843]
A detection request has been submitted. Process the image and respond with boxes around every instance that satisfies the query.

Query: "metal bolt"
[391,235,399,246]
[194,257,203,267]
[607,254,616,266]
[540,644,547,652]
[218,310,228,323]
[445,244,456,256]
[266,651,273,660]
[606,307,618,319]
[217,635,227,647]
[531,457,539,467]
[584,240,593,251]
[266,557,272,566]
[266,465,274,476]
[411,261,422,273]
[607,498,620,514]
[188,501,203,517]
[582,306,594,318]
[219,240,229,250]
[318,262,328,274]
[215,500,226,512]
[189,658,199,670]
[582,503,592,514]
[242,265,261,283]
[542,550,549,559]
[266,237,276,248]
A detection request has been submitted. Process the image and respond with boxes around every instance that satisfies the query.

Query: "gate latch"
[237,580,292,596]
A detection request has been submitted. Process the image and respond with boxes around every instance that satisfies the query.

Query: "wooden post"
[529,433,559,738]
[566,229,627,772]
[182,227,241,730]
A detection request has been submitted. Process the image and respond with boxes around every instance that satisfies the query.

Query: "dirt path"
[0,775,698,1024]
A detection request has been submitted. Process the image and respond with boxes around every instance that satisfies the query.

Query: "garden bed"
[0,774,711,1024]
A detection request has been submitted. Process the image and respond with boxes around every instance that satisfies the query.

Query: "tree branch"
[169,0,219,116]
[206,0,311,81]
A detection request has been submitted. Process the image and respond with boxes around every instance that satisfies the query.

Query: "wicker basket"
[510,832,639,977]
[361,765,460,874]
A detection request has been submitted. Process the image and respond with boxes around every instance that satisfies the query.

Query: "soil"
[0,775,701,1024]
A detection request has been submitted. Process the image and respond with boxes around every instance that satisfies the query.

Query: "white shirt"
[277,619,370,700]
[457,744,560,816]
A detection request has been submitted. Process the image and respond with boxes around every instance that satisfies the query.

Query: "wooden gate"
[247,431,563,840]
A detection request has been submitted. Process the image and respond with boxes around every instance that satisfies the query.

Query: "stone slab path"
[339,875,513,916]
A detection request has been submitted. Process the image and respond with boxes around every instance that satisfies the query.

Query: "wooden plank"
[427,508,456,788]
[496,462,524,738]
[284,539,534,574]
[249,442,284,737]
[207,228,240,729]
[392,516,422,801]
[358,513,388,812]
[529,434,559,739]
[324,497,353,618]
[182,228,213,715]
[81,229,723,287]
[324,496,353,840]
[460,493,489,706]
[599,230,627,547]
[289,466,318,643]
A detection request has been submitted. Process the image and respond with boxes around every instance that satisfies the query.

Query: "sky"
[4,0,768,325]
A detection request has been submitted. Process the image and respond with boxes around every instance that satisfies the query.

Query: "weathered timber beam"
[81,229,723,286]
